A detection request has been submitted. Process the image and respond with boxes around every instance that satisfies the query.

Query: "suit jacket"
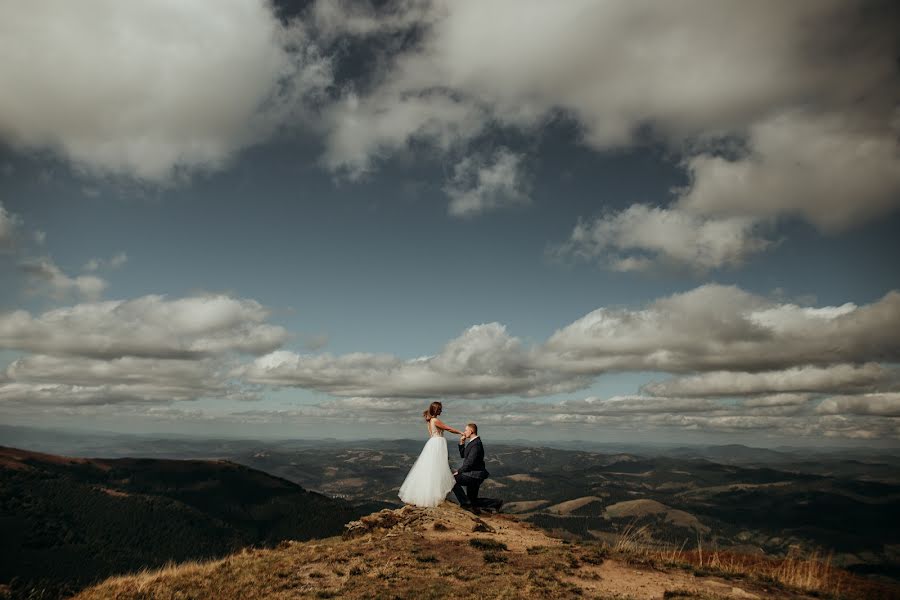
[457,437,489,480]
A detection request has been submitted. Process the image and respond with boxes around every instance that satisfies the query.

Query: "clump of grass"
[607,521,863,599]
[348,565,364,576]
[580,546,609,565]
[415,555,438,563]
[483,551,508,564]
[469,538,507,551]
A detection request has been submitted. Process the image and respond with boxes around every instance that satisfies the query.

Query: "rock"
[472,518,496,533]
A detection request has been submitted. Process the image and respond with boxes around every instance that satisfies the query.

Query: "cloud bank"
[0,0,331,181]
[314,0,899,265]
[3,284,897,439]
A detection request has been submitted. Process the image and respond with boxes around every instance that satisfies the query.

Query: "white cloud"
[320,90,486,179]
[552,204,772,272]
[677,110,900,232]
[83,252,128,272]
[0,352,258,407]
[740,393,812,409]
[18,256,108,301]
[321,1,884,162]
[237,284,900,404]
[643,364,898,397]
[815,393,900,417]
[0,293,283,408]
[317,1,895,166]
[443,148,530,217]
[1,204,125,301]
[239,322,588,398]
[541,284,900,374]
[0,0,332,182]
[0,293,288,359]
[284,391,896,440]
[0,201,22,251]
[314,0,900,261]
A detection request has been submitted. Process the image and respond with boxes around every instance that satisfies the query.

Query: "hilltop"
[68,502,890,600]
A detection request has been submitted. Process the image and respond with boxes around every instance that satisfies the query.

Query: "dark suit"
[452,436,489,507]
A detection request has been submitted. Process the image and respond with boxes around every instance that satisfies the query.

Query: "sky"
[1,0,899,446]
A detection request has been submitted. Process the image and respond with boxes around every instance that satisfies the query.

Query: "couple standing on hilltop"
[398,401,490,512]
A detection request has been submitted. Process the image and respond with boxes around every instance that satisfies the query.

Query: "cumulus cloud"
[555,109,900,272]
[0,0,332,181]
[238,322,589,398]
[541,284,900,374]
[236,284,900,407]
[312,0,899,267]
[815,393,900,417]
[320,90,486,178]
[83,252,128,272]
[0,293,288,359]
[0,353,259,407]
[320,1,892,162]
[642,364,898,398]
[552,204,772,272]
[0,380,243,408]
[18,256,108,301]
[0,293,285,408]
[443,148,530,217]
[0,201,22,252]
[1,203,124,301]
[241,283,899,439]
[677,110,900,232]
[264,390,896,440]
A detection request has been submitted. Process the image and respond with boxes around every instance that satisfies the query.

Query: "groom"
[452,422,489,512]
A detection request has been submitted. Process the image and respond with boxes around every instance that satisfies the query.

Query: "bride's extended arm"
[432,418,463,435]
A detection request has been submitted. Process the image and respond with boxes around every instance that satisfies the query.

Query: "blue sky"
[1,1,898,445]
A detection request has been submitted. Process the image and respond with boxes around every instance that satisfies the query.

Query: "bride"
[398,401,463,508]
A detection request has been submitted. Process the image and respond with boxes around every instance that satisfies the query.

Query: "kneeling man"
[453,422,489,512]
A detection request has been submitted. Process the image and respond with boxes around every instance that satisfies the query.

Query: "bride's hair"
[423,401,442,421]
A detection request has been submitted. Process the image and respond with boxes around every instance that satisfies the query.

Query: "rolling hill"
[0,445,360,600]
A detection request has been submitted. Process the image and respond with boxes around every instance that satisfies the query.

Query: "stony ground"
[71,503,848,600]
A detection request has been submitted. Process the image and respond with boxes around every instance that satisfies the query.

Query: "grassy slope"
[70,503,899,600]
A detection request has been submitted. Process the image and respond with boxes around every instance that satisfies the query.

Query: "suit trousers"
[452,472,483,506]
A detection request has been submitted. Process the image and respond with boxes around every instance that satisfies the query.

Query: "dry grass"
[70,505,898,600]
[73,533,594,599]
[603,518,895,600]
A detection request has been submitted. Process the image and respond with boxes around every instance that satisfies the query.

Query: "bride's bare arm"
[431,418,462,435]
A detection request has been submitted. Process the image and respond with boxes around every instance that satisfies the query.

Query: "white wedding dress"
[398,419,456,507]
